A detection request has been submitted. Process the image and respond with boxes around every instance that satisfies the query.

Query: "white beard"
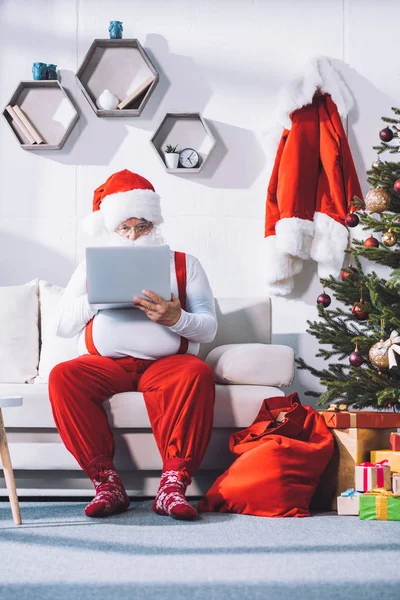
[107,225,167,247]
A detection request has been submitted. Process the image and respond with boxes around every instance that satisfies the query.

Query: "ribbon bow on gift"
[365,487,394,497]
[382,330,400,368]
[341,488,361,497]
[359,460,389,468]
[359,460,389,489]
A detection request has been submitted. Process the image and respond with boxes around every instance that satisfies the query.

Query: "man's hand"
[133,290,182,326]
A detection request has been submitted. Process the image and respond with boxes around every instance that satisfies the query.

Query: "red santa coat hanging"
[263,57,363,295]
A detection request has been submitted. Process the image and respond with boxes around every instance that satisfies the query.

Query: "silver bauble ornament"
[372,157,382,168]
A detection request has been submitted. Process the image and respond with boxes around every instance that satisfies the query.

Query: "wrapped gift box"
[355,461,391,492]
[311,428,392,511]
[359,488,400,521]
[390,432,400,451]
[320,411,400,429]
[370,450,400,473]
[337,488,361,515]
[393,474,400,494]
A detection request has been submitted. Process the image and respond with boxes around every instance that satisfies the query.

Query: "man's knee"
[183,356,214,383]
[49,359,81,389]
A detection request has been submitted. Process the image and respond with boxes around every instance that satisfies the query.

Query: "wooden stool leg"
[0,408,22,525]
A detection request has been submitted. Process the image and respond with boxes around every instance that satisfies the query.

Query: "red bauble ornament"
[345,213,359,227]
[317,292,331,307]
[364,235,379,248]
[340,266,358,281]
[394,179,400,193]
[349,350,363,367]
[379,127,394,142]
[352,299,369,321]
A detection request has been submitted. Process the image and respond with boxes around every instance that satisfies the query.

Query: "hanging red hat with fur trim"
[82,169,163,236]
[263,57,363,295]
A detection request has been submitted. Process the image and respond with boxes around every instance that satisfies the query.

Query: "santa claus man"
[48,169,217,520]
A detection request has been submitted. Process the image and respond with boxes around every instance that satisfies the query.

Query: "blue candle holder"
[109,20,123,39]
[46,64,58,80]
[32,62,48,80]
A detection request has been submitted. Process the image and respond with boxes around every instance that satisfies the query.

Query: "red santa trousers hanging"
[198,392,334,517]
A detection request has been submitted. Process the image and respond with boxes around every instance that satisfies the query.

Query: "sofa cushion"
[35,280,79,383]
[0,382,284,429]
[198,297,271,360]
[0,280,39,383]
[205,343,295,386]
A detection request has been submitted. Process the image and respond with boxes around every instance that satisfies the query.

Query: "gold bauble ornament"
[364,188,391,213]
[382,229,398,247]
[369,339,389,368]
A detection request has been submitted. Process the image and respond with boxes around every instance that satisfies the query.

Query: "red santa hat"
[82,169,163,236]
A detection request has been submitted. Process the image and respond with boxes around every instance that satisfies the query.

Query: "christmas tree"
[296,107,400,410]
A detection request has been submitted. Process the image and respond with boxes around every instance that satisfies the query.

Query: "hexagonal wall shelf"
[150,113,216,174]
[2,81,79,150]
[76,39,159,117]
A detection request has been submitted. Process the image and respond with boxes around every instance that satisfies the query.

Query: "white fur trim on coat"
[273,56,353,132]
[82,189,163,236]
[263,56,354,166]
[310,212,349,279]
[275,217,314,260]
[263,235,304,296]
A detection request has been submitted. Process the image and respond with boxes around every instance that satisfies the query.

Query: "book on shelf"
[5,105,36,144]
[13,105,45,144]
[117,76,155,110]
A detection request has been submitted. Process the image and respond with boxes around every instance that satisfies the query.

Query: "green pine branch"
[352,240,400,268]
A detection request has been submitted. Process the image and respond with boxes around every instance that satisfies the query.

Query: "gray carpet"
[1,499,400,600]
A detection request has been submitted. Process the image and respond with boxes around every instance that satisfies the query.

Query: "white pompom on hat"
[82,169,163,236]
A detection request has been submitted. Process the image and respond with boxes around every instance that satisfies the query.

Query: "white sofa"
[0,279,295,497]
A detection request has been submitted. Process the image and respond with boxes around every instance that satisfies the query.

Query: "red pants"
[48,353,215,480]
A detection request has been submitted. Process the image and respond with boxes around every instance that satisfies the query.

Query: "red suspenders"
[85,280,100,355]
[85,251,189,356]
[174,251,189,354]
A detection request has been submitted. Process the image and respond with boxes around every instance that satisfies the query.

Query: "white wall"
[0,0,397,404]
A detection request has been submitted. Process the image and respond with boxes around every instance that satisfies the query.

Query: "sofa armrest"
[205,343,295,387]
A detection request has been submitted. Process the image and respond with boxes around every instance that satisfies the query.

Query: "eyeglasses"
[115,221,153,238]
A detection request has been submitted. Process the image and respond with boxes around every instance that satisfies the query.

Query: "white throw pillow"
[205,343,295,387]
[35,280,79,383]
[0,279,39,383]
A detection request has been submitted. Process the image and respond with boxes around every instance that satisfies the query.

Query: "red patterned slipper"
[84,469,130,518]
[152,467,198,520]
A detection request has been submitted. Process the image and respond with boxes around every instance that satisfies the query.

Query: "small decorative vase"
[46,64,58,80]
[165,153,179,169]
[32,62,47,80]
[109,20,123,39]
[96,89,120,110]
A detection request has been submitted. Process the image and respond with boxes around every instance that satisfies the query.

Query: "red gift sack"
[198,392,334,517]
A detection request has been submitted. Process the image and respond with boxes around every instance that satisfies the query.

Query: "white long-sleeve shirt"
[54,249,218,360]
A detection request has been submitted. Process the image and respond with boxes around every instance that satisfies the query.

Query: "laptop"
[86,245,171,309]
